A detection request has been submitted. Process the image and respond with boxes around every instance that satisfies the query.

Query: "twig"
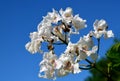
[97,38,100,54]
[85,59,93,64]
[51,32,68,45]
[79,66,92,70]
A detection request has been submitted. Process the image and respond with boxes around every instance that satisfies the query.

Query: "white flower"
[60,7,73,24]
[92,19,107,39]
[38,16,52,29]
[25,40,42,54]
[93,19,107,31]
[58,54,81,76]
[38,24,53,40]
[75,34,94,61]
[78,34,94,50]
[92,19,114,39]
[72,14,87,32]
[39,51,58,79]
[65,42,78,54]
[57,54,74,73]
[37,18,52,38]
[47,9,61,24]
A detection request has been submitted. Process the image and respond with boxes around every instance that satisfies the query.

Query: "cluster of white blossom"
[25,7,114,80]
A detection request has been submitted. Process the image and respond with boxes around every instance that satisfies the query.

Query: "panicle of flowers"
[25,7,114,80]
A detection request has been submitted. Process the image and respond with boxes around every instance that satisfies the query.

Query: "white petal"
[55,60,63,69]
[92,46,98,53]
[30,32,38,40]
[72,14,87,31]
[104,30,114,38]
[25,42,31,50]
[93,19,107,31]
[60,7,73,24]
[40,65,47,72]
[73,63,81,74]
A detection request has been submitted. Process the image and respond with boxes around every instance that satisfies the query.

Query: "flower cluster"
[25,7,114,80]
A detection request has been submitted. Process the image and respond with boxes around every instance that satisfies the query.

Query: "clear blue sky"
[0,0,120,81]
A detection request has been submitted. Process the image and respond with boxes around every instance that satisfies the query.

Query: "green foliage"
[107,42,120,71]
[85,41,120,81]
[85,58,109,81]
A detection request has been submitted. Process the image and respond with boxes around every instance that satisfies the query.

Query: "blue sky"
[0,0,120,81]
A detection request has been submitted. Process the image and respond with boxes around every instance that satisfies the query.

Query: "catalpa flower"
[25,32,43,54]
[75,34,94,61]
[92,19,114,39]
[56,53,81,76]
[78,33,94,50]
[47,9,61,24]
[65,42,78,55]
[72,14,87,33]
[60,7,73,24]
[25,40,42,54]
[39,51,57,79]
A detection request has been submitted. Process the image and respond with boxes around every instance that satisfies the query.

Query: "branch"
[51,32,68,45]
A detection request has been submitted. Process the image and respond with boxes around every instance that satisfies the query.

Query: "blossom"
[25,31,44,54]
[37,22,55,41]
[25,40,42,54]
[92,19,114,39]
[39,51,57,79]
[47,9,61,24]
[56,53,81,76]
[60,7,73,24]
[72,14,87,32]
[75,34,94,61]
[78,33,94,50]
[65,42,78,54]
[93,19,107,31]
